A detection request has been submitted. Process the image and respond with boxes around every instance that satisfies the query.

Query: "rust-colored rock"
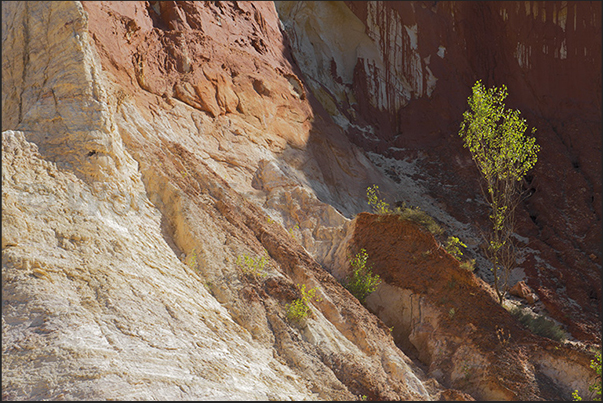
[342,213,597,400]
[510,281,539,304]
[437,389,476,401]
[3,1,600,400]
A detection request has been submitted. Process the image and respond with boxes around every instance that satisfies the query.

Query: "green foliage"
[573,350,601,401]
[445,236,475,271]
[286,284,322,323]
[459,80,539,304]
[508,306,566,342]
[367,185,392,214]
[394,203,443,235]
[345,249,382,304]
[591,351,602,399]
[445,236,467,260]
[573,390,583,401]
[448,308,456,319]
[365,185,442,235]
[459,81,539,189]
[460,259,476,272]
[236,253,268,278]
[187,248,198,269]
[288,224,300,239]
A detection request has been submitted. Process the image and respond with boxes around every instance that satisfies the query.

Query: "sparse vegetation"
[187,248,198,270]
[345,249,381,304]
[367,184,392,214]
[366,185,442,235]
[459,80,539,304]
[592,351,602,400]
[444,236,476,271]
[288,224,300,239]
[445,236,466,260]
[460,259,476,272]
[394,203,443,235]
[573,350,602,401]
[286,284,322,323]
[448,307,456,318]
[495,325,511,345]
[508,306,566,342]
[236,253,269,278]
[462,363,472,381]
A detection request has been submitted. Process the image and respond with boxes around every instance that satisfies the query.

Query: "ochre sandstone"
[2,1,601,401]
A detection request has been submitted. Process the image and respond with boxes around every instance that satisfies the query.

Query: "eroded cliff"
[277,0,602,344]
[2,1,601,401]
[2,1,439,400]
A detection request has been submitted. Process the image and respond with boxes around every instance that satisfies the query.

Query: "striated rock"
[2,1,600,400]
[2,1,442,400]
[2,130,320,400]
[436,388,476,401]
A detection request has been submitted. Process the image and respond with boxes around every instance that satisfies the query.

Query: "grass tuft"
[508,306,567,342]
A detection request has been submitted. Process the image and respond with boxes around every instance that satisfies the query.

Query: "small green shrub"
[286,284,321,323]
[591,351,602,400]
[187,248,198,269]
[394,203,443,235]
[460,259,476,272]
[236,253,268,278]
[367,185,392,215]
[509,306,567,342]
[573,350,602,401]
[366,185,442,235]
[445,236,467,260]
[573,390,583,401]
[288,224,300,239]
[345,249,381,304]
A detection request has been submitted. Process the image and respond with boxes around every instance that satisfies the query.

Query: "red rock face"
[350,213,595,400]
[83,0,601,344]
[325,1,601,343]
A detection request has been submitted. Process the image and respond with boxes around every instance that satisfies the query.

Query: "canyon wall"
[2,1,443,400]
[2,1,600,400]
[277,0,602,343]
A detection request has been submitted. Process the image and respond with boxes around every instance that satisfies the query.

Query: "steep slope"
[337,213,597,400]
[2,1,600,401]
[277,0,601,344]
[2,1,444,400]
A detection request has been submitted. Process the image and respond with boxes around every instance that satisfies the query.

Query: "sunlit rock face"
[2,1,442,400]
[2,1,600,400]
[277,0,601,343]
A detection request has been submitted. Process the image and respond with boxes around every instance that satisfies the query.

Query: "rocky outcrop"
[277,0,601,344]
[2,1,441,400]
[510,281,539,304]
[335,213,598,400]
[2,1,600,400]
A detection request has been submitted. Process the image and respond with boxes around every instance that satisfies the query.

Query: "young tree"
[459,80,540,304]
